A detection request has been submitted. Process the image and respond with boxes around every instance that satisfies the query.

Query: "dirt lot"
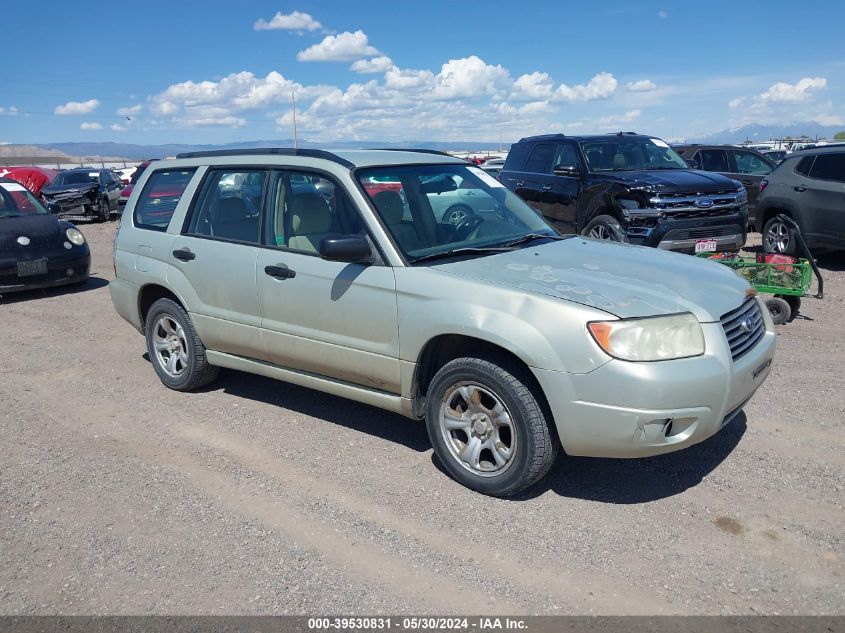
[1,222,843,615]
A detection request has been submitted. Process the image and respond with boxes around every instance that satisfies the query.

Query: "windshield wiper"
[498,233,572,248]
[410,246,516,264]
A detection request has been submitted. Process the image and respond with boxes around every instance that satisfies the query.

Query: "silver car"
[110,149,776,496]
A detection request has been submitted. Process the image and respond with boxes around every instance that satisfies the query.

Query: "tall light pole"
[291,91,298,149]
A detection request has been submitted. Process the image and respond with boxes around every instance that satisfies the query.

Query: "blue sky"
[1,0,843,145]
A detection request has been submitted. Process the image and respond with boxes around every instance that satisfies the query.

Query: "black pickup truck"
[41,168,122,222]
[499,133,749,253]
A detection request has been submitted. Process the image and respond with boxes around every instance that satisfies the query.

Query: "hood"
[0,213,64,250]
[434,238,750,322]
[598,169,738,194]
[42,182,99,198]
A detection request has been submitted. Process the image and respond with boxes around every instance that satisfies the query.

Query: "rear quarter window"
[503,144,529,171]
[133,168,197,231]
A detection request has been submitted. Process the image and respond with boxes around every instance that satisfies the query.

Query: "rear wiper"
[410,246,516,264]
[498,233,572,248]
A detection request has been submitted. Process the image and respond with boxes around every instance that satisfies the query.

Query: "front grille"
[664,225,742,240]
[720,297,766,361]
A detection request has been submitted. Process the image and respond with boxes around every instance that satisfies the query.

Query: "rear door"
[170,168,267,360]
[805,152,845,245]
[731,150,775,220]
[256,170,401,392]
[511,143,553,216]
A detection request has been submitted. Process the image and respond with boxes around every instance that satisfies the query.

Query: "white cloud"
[510,72,554,101]
[55,99,100,115]
[728,97,746,109]
[297,30,379,62]
[350,56,394,74]
[80,122,102,130]
[625,79,657,92]
[117,104,142,117]
[812,113,844,126]
[384,67,434,91]
[554,72,617,102]
[254,11,322,32]
[432,56,510,100]
[758,77,827,104]
[658,10,668,18]
[111,123,128,132]
[0,106,19,115]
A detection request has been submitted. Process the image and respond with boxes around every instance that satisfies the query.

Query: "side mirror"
[552,164,580,177]
[685,159,700,170]
[319,235,372,263]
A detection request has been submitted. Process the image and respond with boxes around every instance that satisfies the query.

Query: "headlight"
[66,228,85,246]
[588,313,705,361]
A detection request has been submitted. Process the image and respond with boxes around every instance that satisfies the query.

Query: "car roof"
[171,147,466,168]
[516,132,653,143]
[789,144,845,156]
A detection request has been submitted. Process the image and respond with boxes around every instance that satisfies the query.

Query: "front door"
[806,152,845,244]
[256,170,401,393]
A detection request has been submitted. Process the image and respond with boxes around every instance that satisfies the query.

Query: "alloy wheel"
[765,220,791,253]
[152,315,189,377]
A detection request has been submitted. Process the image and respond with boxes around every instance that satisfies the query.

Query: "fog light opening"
[66,268,75,276]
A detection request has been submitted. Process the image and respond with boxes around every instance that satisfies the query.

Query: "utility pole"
[291,91,298,149]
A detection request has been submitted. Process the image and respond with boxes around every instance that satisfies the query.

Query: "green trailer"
[698,215,824,325]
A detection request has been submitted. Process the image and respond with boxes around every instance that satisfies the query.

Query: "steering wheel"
[452,214,483,240]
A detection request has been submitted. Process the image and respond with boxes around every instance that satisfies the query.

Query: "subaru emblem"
[17,236,30,246]
[695,198,714,209]
[738,316,753,334]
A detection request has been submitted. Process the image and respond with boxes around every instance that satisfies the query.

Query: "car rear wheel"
[581,214,627,242]
[425,357,558,496]
[763,216,796,256]
[145,298,219,391]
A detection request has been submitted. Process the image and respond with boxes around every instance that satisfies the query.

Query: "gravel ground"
[0,223,842,615]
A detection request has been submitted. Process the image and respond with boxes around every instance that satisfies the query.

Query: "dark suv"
[674,144,776,230]
[500,133,748,253]
[758,146,845,254]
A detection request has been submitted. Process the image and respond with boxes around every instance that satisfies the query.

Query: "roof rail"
[517,133,566,142]
[173,147,355,168]
[373,148,456,158]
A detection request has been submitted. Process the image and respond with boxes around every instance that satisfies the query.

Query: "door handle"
[264,264,296,280]
[741,180,754,186]
[542,184,552,190]
[515,181,524,187]
[172,249,196,261]
[794,185,807,192]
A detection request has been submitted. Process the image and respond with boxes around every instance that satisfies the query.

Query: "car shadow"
[0,276,109,303]
[141,360,431,453]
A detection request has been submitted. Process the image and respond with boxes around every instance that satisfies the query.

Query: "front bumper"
[532,300,776,457]
[623,206,748,253]
[0,248,91,293]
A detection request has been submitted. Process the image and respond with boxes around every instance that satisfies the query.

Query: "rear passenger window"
[186,170,267,244]
[699,149,729,172]
[134,168,196,231]
[794,156,815,176]
[808,153,845,182]
[524,144,555,173]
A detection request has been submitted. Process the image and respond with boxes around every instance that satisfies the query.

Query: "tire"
[765,296,791,325]
[763,216,796,256]
[97,197,111,222]
[581,214,628,242]
[781,295,801,318]
[443,204,473,226]
[425,357,559,496]
[145,298,219,391]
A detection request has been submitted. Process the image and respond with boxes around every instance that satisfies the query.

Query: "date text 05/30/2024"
[307,617,527,630]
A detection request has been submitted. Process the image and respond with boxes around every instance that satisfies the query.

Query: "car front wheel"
[581,214,628,242]
[425,357,558,496]
[145,298,219,391]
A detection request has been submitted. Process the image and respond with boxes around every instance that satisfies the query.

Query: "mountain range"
[9,121,844,162]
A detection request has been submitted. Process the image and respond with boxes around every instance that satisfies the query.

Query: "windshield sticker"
[0,183,26,192]
[650,138,670,148]
[470,167,505,188]
[88,172,100,178]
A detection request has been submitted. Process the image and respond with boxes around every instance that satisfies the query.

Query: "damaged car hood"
[41,182,98,201]
[433,238,750,322]
[597,169,738,194]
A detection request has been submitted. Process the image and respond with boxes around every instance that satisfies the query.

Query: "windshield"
[356,164,556,263]
[53,170,100,186]
[0,182,49,217]
[582,137,688,171]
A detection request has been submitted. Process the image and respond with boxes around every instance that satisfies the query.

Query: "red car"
[118,159,158,209]
[0,166,60,201]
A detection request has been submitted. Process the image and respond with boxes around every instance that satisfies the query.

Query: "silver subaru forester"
[110,148,775,496]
